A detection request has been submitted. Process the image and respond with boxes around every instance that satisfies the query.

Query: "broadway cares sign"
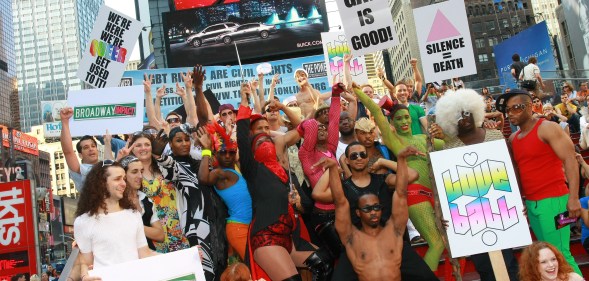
[335,0,399,56]
[76,5,142,88]
[413,0,476,82]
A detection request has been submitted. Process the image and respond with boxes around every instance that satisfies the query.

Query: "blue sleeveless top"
[215,169,252,224]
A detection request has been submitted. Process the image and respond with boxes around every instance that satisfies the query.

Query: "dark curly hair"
[75,161,137,217]
[129,133,160,176]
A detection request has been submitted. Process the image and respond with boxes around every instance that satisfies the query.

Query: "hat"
[282,107,302,123]
[314,103,330,119]
[283,95,297,106]
[294,68,308,79]
[354,117,376,132]
[495,89,531,113]
[250,114,267,127]
[218,104,237,114]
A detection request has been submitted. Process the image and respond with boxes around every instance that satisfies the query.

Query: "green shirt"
[408,104,425,135]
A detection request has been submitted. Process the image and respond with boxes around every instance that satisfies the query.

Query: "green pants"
[526,194,581,275]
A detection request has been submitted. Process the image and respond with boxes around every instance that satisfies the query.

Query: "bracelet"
[202,149,212,157]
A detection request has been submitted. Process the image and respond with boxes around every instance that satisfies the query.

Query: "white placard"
[321,32,369,86]
[67,86,144,137]
[334,0,399,56]
[76,5,143,88]
[41,100,67,138]
[430,140,532,258]
[89,247,205,281]
[413,0,477,82]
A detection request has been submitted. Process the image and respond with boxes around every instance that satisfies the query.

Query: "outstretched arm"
[193,65,214,125]
[389,147,422,235]
[180,72,198,126]
[411,58,423,97]
[196,127,220,186]
[60,107,81,174]
[143,74,162,129]
[314,158,354,245]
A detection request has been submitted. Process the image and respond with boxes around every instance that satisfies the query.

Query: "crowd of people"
[39,58,589,281]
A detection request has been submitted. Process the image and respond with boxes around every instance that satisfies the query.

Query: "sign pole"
[426,115,462,281]
[488,250,510,280]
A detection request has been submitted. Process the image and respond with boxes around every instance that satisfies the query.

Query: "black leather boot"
[282,274,302,281]
[315,220,343,259]
[304,248,333,281]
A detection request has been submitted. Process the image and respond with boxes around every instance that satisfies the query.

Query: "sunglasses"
[102,159,115,168]
[218,150,237,156]
[134,129,158,136]
[505,103,528,114]
[166,117,181,124]
[221,111,234,117]
[358,204,383,213]
[349,151,368,160]
[120,156,139,168]
[458,111,472,121]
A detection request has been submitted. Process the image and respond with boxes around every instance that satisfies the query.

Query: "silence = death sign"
[335,0,399,56]
[413,0,477,82]
[76,5,143,88]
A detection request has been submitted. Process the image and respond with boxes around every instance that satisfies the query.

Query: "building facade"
[0,1,19,129]
[556,0,589,77]
[12,0,104,132]
[387,0,423,83]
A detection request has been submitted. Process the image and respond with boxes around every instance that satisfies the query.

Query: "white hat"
[294,68,308,79]
[283,95,297,105]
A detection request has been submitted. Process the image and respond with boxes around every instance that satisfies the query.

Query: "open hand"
[156,84,167,99]
[195,126,212,150]
[143,74,154,95]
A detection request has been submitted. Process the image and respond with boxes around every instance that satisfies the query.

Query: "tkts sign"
[0,180,37,278]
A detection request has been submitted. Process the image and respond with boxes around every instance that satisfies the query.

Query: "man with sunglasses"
[315,146,429,281]
[496,89,582,275]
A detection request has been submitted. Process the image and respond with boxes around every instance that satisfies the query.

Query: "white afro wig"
[435,89,486,138]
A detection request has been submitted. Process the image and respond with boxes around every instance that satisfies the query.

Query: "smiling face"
[362,86,375,98]
[132,136,152,161]
[79,139,99,164]
[355,194,381,229]
[295,70,308,86]
[395,84,409,104]
[537,248,558,280]
[105,166,126,201]
[170,132,191,156]
[457,111,475,135]
[392,109,412,135]
[125,161,143,191]
[345,143,368,172]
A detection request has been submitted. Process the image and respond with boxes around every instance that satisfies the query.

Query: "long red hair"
[519,241,574,281]
[220,263,251,281]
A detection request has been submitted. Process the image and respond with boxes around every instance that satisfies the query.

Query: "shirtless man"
[295,69,330,119]
[314,146,420,281]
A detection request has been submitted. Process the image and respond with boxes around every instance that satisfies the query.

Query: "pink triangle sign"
[427,9,461,42]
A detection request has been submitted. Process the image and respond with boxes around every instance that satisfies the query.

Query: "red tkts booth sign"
[0,180,37,279]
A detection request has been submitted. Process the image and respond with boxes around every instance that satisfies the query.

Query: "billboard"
[562,0,589,71]
[122,55,329,122]
[174,0,241,11]
[0,126,39,156]
[163,0,326,67]
[493,21,557,89]
[0,181,38,280]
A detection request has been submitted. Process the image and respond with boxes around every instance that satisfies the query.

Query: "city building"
[12,0,104,132]
[556,0,589,77]
[28,125,106,197]
[387,0,422,83]
[126,60,141,71]
[0,1,19,130]
[529,0,560,36]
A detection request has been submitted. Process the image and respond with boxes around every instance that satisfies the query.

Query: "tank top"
[512,119,568,200]
[215,169,253,224]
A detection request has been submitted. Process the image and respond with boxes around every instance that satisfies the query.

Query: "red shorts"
[407,183,434,207]
[251,205,297,253]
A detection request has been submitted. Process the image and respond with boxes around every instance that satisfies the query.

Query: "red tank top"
[512,119,568,200]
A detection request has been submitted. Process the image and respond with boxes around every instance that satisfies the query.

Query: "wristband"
[202,149,212,157]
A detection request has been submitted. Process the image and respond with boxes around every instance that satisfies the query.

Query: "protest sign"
[122,55,329,122]
[89,247,205,281]
[430,140,531,258]
[413,0,477,82]
[67,86,144,137]
[76,5,143,88]
[41,100,67,138]
[321,31,369,86]
[335,0,399,56]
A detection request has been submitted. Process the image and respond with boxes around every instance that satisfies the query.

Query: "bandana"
[252,133,288,183]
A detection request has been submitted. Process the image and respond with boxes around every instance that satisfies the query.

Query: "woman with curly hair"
[519,241,584,281]
[126,132,190,253]
[74,161,156,281]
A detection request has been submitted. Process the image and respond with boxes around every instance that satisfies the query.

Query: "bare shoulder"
[537,119,567,141]
[568,272,585,281]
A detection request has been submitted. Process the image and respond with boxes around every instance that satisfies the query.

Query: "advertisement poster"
[67,86,145,136]
[493,21,558,89]
[76,5,143,88]
[334,0,399,56]
[430,140,532,258]
[163,0,326,67]
[89,247,205,281]
[0,181,37,280]
[41,100,67,138]
[321,31,369,86]
[413,0,477,82]
[0,126,39,156]
[122,55,328,122]
[174,0,241,11]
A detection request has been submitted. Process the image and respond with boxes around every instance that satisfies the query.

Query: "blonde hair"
[354,117,376,132]
[543,103,554,111]
[435,89,486,138]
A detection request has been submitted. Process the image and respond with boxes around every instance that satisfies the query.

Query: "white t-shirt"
[74,209,148,269]
[70,163,93,191]
[520,64,540,81]
[336,140,349,161]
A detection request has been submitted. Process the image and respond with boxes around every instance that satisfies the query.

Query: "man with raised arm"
[314,146,421,281]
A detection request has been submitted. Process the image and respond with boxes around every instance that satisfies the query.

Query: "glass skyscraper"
[0,1,18,128]
[13,0,104,132]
